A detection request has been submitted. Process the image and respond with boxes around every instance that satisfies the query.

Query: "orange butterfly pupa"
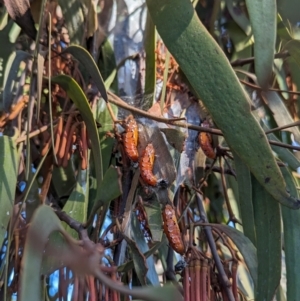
[139,143,158,186]
[123,115,139,162]
[199,121,216,159]
[162,204,185,255]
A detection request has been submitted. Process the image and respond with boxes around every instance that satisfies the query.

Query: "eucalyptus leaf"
[3,50,32,111]
[252,175,281,301]
[63,168,89,239]
[281,166,300,301]
[88,165,122,221]
[62,45,108,102]
[0,135,19,248]
[144,197,163,243]
[144,10,156,97]
[51,75,103,199]
[245,0,276,88]
[264,90,300,144]
[57,0,84,44]
[146,0,300,209]
[232,151,256,245]
[20,206,65,301]
[225,0,251,36]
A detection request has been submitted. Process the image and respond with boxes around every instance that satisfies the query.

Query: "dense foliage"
[0,0,300,301]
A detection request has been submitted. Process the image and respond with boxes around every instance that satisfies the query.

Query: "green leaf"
[88,166,122,220]
[277,0,300,27]
[144,10,156,97]
[277,14,292,42]
[0,135,19,247]
[63,168,89,239]
[52,164,76,199]
[41,231,70,275]
[204,173,225,223]
[3,50,32,111]
[62,45,108,102]
[160,128,186,153]
[98,38,118,92]
[252,175,281,301]
[225,0,251,36]
[20,206,64,301]
[51,75,103,200]
[131,211,160,285]
[281,166,300,301]
[283,40,300,113]
[286,53,300,113]
[96,97,117,134]
[57,0,84,44]
[267,132,300,171]
[127,215,150,286]
[245,0,276,88]
[284,40,300,67]
[211,224,257,289]
[227,21,253,79]
[144,197,163,243]
[264,91,300,143]
[0,21,18,105]
[146,0,300,209]
[117,239,165,273]
[232,151,256,245]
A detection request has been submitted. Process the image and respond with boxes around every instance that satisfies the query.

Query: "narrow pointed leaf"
[20,206,64,301]
[252,175,281,301]
[232,151,256,245]
[57,0,84,44]
[144,196,163,243]
[51,75,103,199]
[225,0,251,36]
[144,10,156,97]
[3,50,32,111]
[281,166,300,301]
[146,0,300,209]
[88,166,122,220]
[264,90,300,143]
[267,132,300,171]
[0,135,18,247]
[63,168,89,238]
[62,45,107,102]
[245,0,276,88]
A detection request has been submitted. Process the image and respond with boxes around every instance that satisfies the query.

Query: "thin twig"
[107,91,222,135]
[108,91,300,153]
[231,51,289,67]
[195,192,235,301]
[265,120,300,134]
[240,79,300,96]
[16,122,56,143]
[269,140,300,151]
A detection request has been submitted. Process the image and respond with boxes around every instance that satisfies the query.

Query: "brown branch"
[55,210,85,236]
[269,140,300,151]
[265,120,300,134]
[108,91,300,154]
[240,79,300,96]
[231,51,289,67]
[16,124,52,143]
[107,91,222,135]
